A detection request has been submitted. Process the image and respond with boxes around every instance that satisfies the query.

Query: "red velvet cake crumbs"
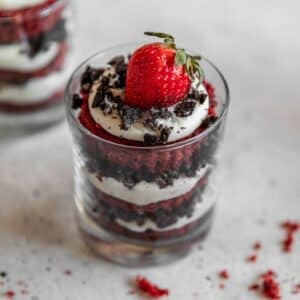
[4,291,15,299]
[250,270,281,300]
[249,283,260,291]
[246,254,258,263]
[292,283,300,294]
[218,270,230,280]
[261,271,281,300]
[136,275,169,298]
[281,221,300,252]
[219,283,225,289]
[253,242,262,251]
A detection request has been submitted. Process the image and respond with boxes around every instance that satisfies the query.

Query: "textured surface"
[0,0,299,299]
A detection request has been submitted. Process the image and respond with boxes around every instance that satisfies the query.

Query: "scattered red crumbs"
[219,283,225,289]
[127,290,136,295]
[281,221,300,252]
[5,291,15,299]
[136,275,169,298]
[246,254,258,263]
[250,270,281,300]
[292,284,300,294]
[218,270,230,280]
[253,242,262,251]
[249,283,260,291]
[261,271,281,299]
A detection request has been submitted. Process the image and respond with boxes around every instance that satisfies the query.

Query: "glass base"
[0,102,65,137]
[76,199,214,267]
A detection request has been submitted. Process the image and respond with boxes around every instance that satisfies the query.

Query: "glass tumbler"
[0,0,74,130]
[65,44,230,266]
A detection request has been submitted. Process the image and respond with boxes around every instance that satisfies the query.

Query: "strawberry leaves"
[144,31,205,82]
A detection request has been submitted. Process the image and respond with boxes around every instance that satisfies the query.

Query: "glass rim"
[65,42,230,151]
[0,0,68,20]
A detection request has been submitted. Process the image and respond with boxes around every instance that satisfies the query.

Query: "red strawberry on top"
[125,32,204,109]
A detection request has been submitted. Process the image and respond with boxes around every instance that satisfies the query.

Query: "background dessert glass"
[0,0,74,131]
[65,44,230,266]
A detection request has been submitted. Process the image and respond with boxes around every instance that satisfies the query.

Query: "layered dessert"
[0,0,72,112]
[70,32,224,242]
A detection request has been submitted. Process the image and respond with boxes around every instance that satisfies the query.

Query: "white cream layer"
[0,57,73,104]
[0,0,46,10]
[89,80,209,143]
[0,42,60,72]
[116,193,215,232]
[86,165,209,205]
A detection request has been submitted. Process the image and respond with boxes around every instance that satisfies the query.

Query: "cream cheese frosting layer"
[115,194,215,232]
[0,42,60,72]
[88,68,209,143]
[0,0,46,10]
[86,165,209,205]
[0,56,73,104]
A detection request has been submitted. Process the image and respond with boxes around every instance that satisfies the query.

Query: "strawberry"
[125,32,204,109]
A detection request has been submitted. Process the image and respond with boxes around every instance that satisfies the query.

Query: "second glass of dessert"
[0,0,74,129]
[65,32,229,265]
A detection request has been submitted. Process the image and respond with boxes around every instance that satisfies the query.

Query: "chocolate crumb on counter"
[108,55,125,66]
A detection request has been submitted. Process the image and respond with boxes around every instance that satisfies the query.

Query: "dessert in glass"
[65,32,229,265]
[0,0,74,129]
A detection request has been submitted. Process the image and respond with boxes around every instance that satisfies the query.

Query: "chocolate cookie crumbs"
[92,87,105,108]
[119,105,142,130]
[190,89,208,104]
[72,94,83,109]
[156,171,178,188]
[160,127,172,143]
[81,66,104,88]
[144,134,159,146]
[174,100,196,117]
[143,108,173,132]
[201,116,218,130]
[108,56,125,66]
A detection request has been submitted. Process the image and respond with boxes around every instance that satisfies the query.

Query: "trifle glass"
[0,0,74,130]
[65,42,229,266]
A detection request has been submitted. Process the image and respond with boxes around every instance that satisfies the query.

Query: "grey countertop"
[0,0,299,299]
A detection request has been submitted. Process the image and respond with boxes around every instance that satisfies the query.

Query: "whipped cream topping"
[86,165,209,205]
[116,191,215,232]
[88,67,209,143]
[0,0,46,10]
[0,42,60,72]
[0,56,73,104]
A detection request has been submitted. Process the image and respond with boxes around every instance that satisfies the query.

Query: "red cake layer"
[0,89,64,112]
[0,42,68,82]
[0,0,65,44]
[78,81,218,174]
